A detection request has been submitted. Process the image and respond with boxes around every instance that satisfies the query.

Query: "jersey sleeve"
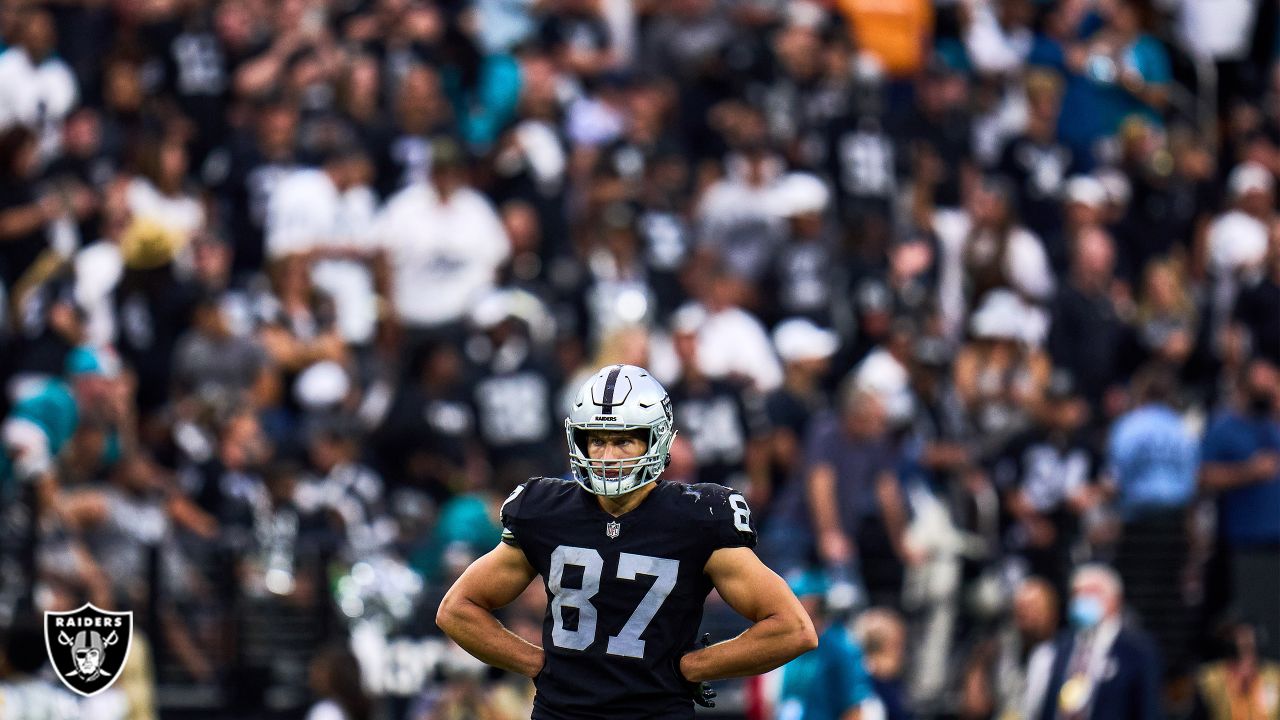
[704,484,758,550]
[499,479,534,547]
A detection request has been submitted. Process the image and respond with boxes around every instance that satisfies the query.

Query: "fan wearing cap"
[465,289,562,487]
[956,290,1053,458]
[1206,163,1274,311]
[0,346,129,610]
[766,319,840,498]
[2,346,127,495]
[775,569,878,720]
[763,173,841,328]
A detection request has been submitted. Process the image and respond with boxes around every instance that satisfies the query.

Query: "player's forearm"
[435,598,544,678]
[679,612,817,682]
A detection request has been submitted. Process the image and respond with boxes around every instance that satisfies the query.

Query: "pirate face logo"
[44,604,133,697]
[69,630,112,679]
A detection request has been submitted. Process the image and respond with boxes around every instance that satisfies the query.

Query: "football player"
[438,364,818,718]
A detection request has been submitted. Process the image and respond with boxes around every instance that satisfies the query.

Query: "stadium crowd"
[0,0,1277,717]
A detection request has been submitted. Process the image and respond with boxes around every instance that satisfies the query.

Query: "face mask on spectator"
[1069,595,1104,629]
[1248,391,1273,416]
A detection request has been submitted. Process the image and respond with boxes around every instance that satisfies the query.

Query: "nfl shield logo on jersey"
[606,521,621,539]
[44,603,133,697]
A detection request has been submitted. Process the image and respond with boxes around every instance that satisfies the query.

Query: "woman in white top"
[124,135,206,250]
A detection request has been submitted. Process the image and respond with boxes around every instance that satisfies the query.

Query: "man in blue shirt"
[1200,359,1280,659]
[1107,365,1199,678]
[778,570,877,720]
[1107,367,1199,519]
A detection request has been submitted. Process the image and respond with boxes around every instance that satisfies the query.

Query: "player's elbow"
[796,617,819,654]
[435,588,467,637]
[781,608,819,657]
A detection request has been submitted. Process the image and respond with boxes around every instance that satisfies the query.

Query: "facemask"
[1069,596,1105,630]
[1248,393,1273,416]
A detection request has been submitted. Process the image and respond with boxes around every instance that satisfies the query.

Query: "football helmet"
[565,364,676,496]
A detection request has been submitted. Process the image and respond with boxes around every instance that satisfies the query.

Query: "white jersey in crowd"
[374,181,510,329]
[932,208,1055,342]
[266,168,381,344]
[0,678,80,720]
[688,303,785,393]
[0,46,77,159]
[125,177,206,242]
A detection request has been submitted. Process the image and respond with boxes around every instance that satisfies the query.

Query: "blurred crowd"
[0,0,1278,718]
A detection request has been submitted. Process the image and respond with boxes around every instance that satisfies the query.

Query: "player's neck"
[596,482,658,517]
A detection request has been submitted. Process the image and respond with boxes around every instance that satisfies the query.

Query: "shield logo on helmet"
[44,603,133,697]
[606,521,621,539]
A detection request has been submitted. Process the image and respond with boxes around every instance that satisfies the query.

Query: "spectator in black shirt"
[996,70,1072,269]
[372,341,477,506]
[202,101,300,277]
[370,64,455,199]
[1231,233,1280,366]
[668,311,771,502]
[1048,226,1135,418]
[765,318,839,507]
[0,128,93,291]
[763,172,842,328]
[993,371,1101,594]
[902,60,977,211]
[539,0,614,81]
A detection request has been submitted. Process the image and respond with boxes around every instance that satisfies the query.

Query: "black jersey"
[501,477,757,719]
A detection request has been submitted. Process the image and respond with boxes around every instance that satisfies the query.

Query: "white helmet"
[565,364,676,496]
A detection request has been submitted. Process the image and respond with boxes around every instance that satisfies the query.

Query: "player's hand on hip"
[678,633,717,708]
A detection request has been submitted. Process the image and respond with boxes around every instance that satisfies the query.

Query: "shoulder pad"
[670,482,757,549]
[501,476,577,524]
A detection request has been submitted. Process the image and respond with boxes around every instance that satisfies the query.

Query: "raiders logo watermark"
[44,603,133,697]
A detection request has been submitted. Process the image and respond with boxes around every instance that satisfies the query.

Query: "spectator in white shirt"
[672,269,785,393]
[0,8,77,160]
[375,138,510,341]
[931,177,1056,342]
[266,143,383,346]
[1206,162,1274,334]
[125,135,206,253]
[696,130,791,284]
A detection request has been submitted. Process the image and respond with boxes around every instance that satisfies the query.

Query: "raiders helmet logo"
[44,603,133,697]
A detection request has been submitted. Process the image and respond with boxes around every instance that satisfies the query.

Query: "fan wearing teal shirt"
[0,346,121,501]
[778,570,877,720]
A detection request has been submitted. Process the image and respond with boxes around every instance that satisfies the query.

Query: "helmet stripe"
[600,365,623,413]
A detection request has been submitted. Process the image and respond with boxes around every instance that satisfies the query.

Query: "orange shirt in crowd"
[836,0,934,78]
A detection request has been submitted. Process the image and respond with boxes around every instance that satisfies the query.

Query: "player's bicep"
[446,542,539,611]
[704,546,799,623]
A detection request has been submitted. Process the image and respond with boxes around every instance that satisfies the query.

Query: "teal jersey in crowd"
[779,623,875,720]
[11,380,79,453]
[0,379,78,497]
[444,54,522,152]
